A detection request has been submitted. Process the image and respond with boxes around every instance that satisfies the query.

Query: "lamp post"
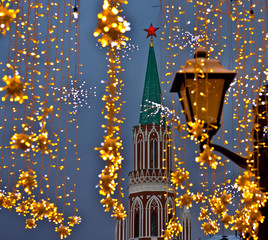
[170,48,236,140]
[170,48,268,238]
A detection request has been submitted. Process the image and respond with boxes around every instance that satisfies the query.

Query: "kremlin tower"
[115,24,191,240]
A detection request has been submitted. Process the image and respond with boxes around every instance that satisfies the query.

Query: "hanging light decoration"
[0,1,19,36]
[159,0,268,239]
[72,0,79,19]
[0,0,85,237]
[94,0,129,221]
[94,0,130,48]
[0,64,28,103]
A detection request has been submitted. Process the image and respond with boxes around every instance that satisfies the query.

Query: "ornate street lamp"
[170,48,250,168]
[170,48,268,238]
[170,48,236,140]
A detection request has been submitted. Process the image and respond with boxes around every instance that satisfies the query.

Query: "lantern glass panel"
[186,77,225,124]
[179,81,192,122]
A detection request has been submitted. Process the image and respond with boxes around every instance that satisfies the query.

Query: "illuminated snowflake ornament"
[209,195,229,217]
[0,66,28,103]
[36,105,54,121]
[98,137,121,161]
[49,211,63,225]
[55,225,72,239]
[176,192,193,209]
[25,218,37,229]
[16,201,30,216]
[196,145,221,169]
[68,216,81,227]
[10,132,36,152]
[163,218,183,240]
[2,191,21,209]
[53,80,96,113]
[94,0,130,48]
[36,128,53,154]
[193,192,206,204]
[0,2,19,36]
[112,202,126,220]
[171,168,189,189]
[16,170,37,195]
[188,120,208,141]
[31,200,51,220]
[100,196,116,212]
[202,220,219,235]
[99,166,118,196]
[198,207,210,221]
[221,213,234,229]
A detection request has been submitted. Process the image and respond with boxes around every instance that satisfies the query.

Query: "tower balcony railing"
[128,168,172,186]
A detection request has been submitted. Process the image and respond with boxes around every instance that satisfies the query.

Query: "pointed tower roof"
[139,44,162,125]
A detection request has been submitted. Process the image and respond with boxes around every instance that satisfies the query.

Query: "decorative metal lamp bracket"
[209,142,249,169]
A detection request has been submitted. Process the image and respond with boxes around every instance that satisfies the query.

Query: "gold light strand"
[0,0,82,238]
[96,46,126,220]
[94,0,128,220]
[161,0,268,239]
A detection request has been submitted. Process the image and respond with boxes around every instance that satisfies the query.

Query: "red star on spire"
[144,24,159,38]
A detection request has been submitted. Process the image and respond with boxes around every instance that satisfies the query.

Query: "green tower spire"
[139,45,162,125]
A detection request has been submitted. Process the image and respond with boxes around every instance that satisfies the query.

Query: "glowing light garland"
[0,0,83,238]
[159,0,268,238]
[94,0,131,221]
[95,46,126,220]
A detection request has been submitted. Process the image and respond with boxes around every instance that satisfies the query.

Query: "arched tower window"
[134,212,139,238]
[150,139,157,168]
[163,137,167,169]
[131,196,143,238]
[168,211,172,222]
[165,197,175,225]
[169,143,172,170]
[137,141,140,170]
[163,134,172,171]
[137,140,143,169]
[151,211,157,236]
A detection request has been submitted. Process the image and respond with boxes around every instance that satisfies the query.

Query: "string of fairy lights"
[0,0,267,239]
[137,0,267,239]
[158,0,268,239]
[0,0,91,238]
[94,0,130,221]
